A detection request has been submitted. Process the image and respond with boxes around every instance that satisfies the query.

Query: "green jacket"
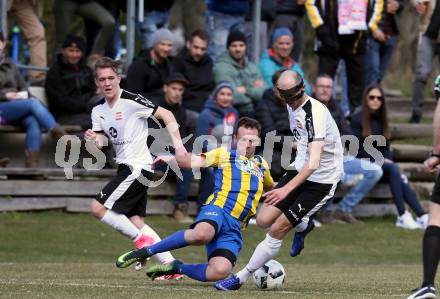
[213,51,265,113]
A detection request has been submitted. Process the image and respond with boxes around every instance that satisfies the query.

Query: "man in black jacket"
[305,0,384,112]
[46,35,97,129]
[125,28,174,104]
[171,30,215,113]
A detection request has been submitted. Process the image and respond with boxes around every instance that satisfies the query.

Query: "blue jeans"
[338,156,383,213]
[333,60,350,117]
[382,161,425,217]
[364,36,397,85]
[137,10,170,49]
[0,99,56,150]
[205,10,245,63]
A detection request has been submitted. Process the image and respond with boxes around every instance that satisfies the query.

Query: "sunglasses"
[368,95,384,101]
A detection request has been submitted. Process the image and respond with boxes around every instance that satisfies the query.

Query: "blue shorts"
[190,204,242,265]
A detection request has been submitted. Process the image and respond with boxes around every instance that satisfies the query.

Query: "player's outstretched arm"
[153,106,188,158]
[264,141,323,205]
[154,154,207,169]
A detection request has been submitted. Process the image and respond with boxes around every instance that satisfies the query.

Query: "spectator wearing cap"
[155,73,197,223]
[126,28,174,104]
[213,30,265,118]
[194,80,239,213]
[171,29,215,113]
[52,0,115,56]
[272,0,307,63]
[136,0,175,49]
[205,0,249,62]
[46,35,98,129]
[259,27,311,94]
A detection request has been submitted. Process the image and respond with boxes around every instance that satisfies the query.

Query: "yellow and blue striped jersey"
[202,147,274,222]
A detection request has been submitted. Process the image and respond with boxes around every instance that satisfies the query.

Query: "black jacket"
[276,0,305,16]
[46,54,96,117]
[171,48,215,112]
[125,49,172,104]
[156,94,188,136]
[368,0,404,36]
[255,88,292,149]
[325,97,352,136]
[305,0,383,55]
[350,109,392,161]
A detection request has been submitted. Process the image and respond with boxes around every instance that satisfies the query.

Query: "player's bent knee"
[256,216,273,229]
[90,200,106,219]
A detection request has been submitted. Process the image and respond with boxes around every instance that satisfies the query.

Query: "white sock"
[141,224,175,264]
[295,220,308,232]
[101,210,141,240]
[236,233,283,284]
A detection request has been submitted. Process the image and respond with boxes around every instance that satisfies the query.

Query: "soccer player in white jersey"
[85,57,187,278]
[215,69,344,291]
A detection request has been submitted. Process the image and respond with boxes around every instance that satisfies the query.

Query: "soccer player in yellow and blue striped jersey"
[116,117,274,283]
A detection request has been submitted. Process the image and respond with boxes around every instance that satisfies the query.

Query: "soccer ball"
[252,259,285,290]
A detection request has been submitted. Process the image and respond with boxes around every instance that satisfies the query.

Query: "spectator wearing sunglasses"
[350,84,428,230]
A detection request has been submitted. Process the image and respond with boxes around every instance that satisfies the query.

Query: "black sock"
[422,225,440,287]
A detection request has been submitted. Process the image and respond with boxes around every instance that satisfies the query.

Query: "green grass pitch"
[0,211,435,298]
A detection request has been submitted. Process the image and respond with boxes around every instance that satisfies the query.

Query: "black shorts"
[96,164,153,217]
[275,170,337,226]
[431,173,440,204]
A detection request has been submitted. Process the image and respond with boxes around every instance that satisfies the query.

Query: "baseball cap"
[165,73,188,86]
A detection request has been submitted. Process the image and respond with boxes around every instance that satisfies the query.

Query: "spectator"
[155,73,195,223]
[196,81,239,210]
[365,0,404,85]
[314,74,383,224]
[46,35,98,129]
[171,30,215,113]
[409,0,440,123]
[9,0,47,84]
[137,0,175,49]
[0,32,67,168]
[350,84,428,229]
[305,0,383,113]
[259,27,311,94]
[273,0,307,62]
[255,69,295,181]
[214,30,265,118]
[53,0,115,55]
[84,0,126,58]
[205,0,249,62]
[126,29,174,104]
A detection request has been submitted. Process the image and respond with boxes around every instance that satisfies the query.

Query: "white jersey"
[91,89,157,171]
[287,96,343,184]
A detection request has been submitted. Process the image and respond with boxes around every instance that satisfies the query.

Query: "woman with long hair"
[350,84,428,229]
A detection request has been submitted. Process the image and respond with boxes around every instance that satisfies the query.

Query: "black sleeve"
[45,68,92,113]
[125,60,150,95]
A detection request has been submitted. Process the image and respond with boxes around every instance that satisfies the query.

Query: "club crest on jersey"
[237,159,263,178]
[295,119,303,129]
[115,111,123,121]
[109,127,118,138]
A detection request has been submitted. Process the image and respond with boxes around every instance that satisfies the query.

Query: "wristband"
[430,151,440,158]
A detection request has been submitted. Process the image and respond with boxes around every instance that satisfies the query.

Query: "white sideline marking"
[0,279,407,297]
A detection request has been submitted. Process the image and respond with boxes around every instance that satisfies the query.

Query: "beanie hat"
[213,81,234,99]
[271,27,293,45]
[62,34,86,52]
[227,30,247,48]
[151,28,174,46]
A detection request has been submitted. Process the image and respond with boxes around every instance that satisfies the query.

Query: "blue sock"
[179,263,208,282]
[148,230,188,255]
